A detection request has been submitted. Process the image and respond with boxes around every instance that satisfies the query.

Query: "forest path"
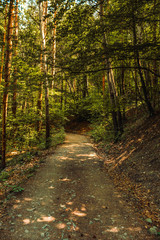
[0,134,155,240]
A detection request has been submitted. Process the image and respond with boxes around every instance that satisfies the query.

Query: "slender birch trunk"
[39,0,50,148]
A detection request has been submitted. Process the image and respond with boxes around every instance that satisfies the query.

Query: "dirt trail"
[0,134,155,240]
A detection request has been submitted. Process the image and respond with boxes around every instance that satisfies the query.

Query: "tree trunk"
[153,0,158,107]
[121,65,126,120]
[37,83,43,132]
[134,66,138,114]
[102,74,105,97]
[61,77,64,110]
[12,0,19,117]
[39,0,50,148]
[2,0,14,169]
[0,4,8,85]
[82,75,88,98]
[51,10,57,90]
[132,2,154,116]
[37,45,43,132]
[100,0,123,138]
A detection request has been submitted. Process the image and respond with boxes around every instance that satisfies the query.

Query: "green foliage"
[90,120,114,143]
[0,0,159,169]
[50,108,67,127]
[7,151,35,167]
[50,128,65,148]
[7,184,24,193]
[90,123,107,142]
[24,166,37,175]
[0,171,10,182]
[38,128,65,150]
[65,92,104,122]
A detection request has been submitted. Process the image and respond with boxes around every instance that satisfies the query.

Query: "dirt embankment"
[99,114,160,228]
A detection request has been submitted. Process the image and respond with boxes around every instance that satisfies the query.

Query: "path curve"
[0,134,155,240]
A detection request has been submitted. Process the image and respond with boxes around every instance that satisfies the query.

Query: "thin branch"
[61,66,160,77]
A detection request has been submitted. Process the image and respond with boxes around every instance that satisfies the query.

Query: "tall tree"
[100,0,123,138]
[152,0,158,107]
[0,3,8,85]
[2,0,14,169]
[12,0,19,116]
[131,0,154,116]
[37,44,43,132]
[39,0,50,148]
[51,9,57,89]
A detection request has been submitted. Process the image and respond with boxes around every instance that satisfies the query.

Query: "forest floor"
[94,113,160,233]
[103,115,160,224]
[0,133,157,240]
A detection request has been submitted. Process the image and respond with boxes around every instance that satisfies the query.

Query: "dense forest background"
[0,0,160,169]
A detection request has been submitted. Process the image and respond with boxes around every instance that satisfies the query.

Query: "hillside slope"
[102,114,160,229]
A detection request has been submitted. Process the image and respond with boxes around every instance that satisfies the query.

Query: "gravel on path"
[0,134,155,240]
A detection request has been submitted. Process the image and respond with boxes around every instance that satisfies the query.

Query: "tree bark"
[39,0,50,148]
[2,0,14,169]
[51,10,57,90]
[61,77,64,110]
[12,0,19,117]
[37,45,43,132]
[82,75,88,98]
[0,4,8,84]
[100,0,123,138]
[153,0,158,107]
[132,4,154,116]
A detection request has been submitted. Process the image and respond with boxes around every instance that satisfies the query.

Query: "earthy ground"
[100,114,160,227]
[0,133,156,240]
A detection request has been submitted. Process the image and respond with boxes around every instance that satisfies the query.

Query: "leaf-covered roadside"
[95,112,160,230]
[0,153,40,201]
[0,129,65,218]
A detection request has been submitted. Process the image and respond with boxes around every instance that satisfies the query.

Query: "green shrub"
[89,119,114,143]
[90,123,107,142]
[50,108,67,127]
[51,128,65,147]
[7,184,24,193]
[0,171,10,182]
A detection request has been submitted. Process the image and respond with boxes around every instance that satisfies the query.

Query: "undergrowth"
[89,118,115,143]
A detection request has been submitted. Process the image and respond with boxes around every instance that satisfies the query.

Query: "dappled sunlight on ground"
[104,226,119,233]
[37,216,56,223]
[13,204,20,209]
[8,188,148,240]
[56,222,66,229]
[71,210,87,217]
[76,153,97,158]
[48,186,54,189]
[6,182,148,240]
[23,218,31,225]
[23,198,32,201]
[127,227,142,232]
[105,148,137,173]
[59,177,71,182]
[0,134,153,240]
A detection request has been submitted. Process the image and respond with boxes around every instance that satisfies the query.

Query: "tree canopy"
[0,0,160,168]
